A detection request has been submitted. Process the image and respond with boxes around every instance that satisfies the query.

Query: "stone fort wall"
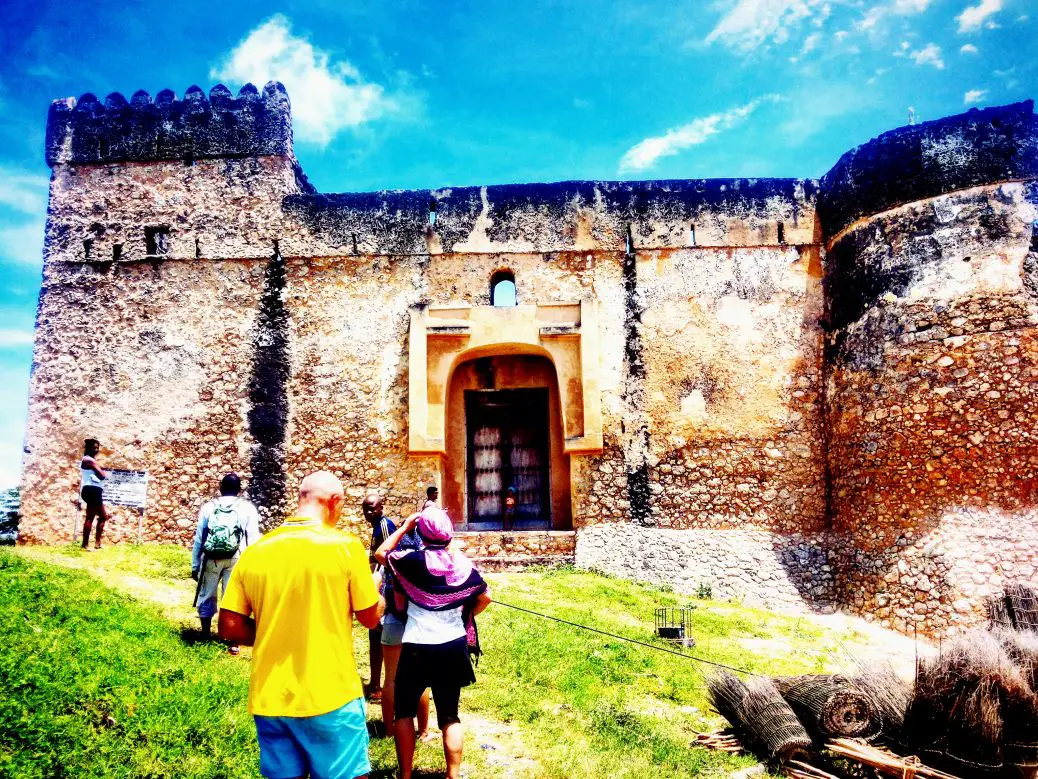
[18,82,1038,635]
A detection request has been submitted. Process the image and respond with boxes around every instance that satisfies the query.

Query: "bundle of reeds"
[989,594,1014,630]
[1006,584,1038,633]
[774,674,879,741]
[851,662,910,745]
[707,671,815,766]
[903,631,1038,775]
[994,627,1038,690]
[992,627,1038,771]
[989,584,1038,632]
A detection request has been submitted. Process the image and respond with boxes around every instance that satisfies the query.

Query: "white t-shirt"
[402,602,466,645]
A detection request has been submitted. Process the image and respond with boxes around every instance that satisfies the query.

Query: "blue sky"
[0,0,1034,488]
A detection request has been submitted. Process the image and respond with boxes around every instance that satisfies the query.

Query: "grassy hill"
[0,545,899,778]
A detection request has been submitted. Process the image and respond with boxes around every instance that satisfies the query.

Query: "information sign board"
[103,469,148,509]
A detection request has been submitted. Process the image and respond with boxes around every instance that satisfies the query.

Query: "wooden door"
[465,389,550,529]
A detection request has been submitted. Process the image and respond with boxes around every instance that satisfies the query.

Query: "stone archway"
[444,354,572,529]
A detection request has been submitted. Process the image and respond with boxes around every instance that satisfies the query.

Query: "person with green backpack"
[191,473,261,653]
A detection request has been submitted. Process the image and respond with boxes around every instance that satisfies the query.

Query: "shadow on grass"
[179,626,220,646]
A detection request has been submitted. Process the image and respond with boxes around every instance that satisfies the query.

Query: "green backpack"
[203,500,245,560]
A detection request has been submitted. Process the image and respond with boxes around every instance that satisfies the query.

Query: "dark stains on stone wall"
[46,82,294,167]
[621,229,652,525]
[248,247,290,527]
[820,103,1038,371]
[282,177,818,255]
[819,100,1038,239]
[1024,183,1038,300]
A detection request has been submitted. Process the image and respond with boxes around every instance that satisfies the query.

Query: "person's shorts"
[254,697,370,779]
[381,613,405,646]
[80,486,104,508]
[394,637,476,729]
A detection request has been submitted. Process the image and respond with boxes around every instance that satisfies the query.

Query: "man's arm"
[373,513,419,565]
[472,591,492,617]
[242,504,261,550]
[355,595,386,630]
[191,507,208,576]
[218,609,256,646]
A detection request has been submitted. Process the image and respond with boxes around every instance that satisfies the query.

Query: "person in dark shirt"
[363,493,430,739]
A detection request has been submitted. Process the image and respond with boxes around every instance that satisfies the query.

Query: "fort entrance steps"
[453,530,576,572]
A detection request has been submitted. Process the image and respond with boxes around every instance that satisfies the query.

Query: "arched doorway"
[444,354,572,530]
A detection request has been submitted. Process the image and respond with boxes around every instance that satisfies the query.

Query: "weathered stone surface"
[19,84,1038,638]
[575,524,835,612]
[819,100,1038,237]
[45,82,299,167]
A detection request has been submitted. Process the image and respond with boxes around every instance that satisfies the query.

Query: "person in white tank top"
[79,438,108,550]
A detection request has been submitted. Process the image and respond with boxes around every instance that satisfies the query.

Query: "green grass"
[0,550,253,779]
[2,546,869,778]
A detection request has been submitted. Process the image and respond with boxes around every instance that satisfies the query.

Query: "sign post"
[103,469,149,544]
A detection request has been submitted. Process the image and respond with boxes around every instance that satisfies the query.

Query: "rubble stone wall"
[19,84,1038,636]
[820,103,1038,634]
[575,524,835,611]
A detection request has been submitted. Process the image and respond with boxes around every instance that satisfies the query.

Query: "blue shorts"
[254,697,370,779]
[381,613,405,646]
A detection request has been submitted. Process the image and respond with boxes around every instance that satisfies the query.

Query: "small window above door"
[491,270,517,306]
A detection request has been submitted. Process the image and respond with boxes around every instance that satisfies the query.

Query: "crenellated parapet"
[45,82,293,167]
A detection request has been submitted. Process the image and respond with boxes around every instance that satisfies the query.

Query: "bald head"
[297,471,345,526]
[362,493,384,525]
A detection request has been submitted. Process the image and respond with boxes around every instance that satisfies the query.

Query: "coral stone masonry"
[19,82,1038,637]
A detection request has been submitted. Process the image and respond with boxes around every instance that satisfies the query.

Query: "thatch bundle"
[774,674,879,741]
[989,583,1038,632]
[707,671,815,766]
[903,631,1038,775]
[851,662,911,745]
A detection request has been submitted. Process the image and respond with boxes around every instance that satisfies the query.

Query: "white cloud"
[858,0,931,31]
[211,14,405,147]
[858,6,887,30]
[0,169,48,215]
[910,42,945,68]
[0,329,34,348]
[893,0,932,11]
[960,43,979,53]
[0,220,45,267]
[957,0,1003,33]
[619,96,779,173]
[705,0,830,52]
[964,89,989,105]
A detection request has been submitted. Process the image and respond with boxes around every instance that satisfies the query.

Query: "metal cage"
[655,606,696,648]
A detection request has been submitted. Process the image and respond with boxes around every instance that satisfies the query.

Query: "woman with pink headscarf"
[374,505,492,779]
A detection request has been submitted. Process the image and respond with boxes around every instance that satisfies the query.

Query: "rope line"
[494,599,758,676]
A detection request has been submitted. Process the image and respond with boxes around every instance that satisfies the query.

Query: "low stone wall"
[833,508,1038,635]
[454,530,576,560]
[574,524,835,612]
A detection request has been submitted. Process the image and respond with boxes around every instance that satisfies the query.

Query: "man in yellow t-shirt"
[219,471,384,779]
